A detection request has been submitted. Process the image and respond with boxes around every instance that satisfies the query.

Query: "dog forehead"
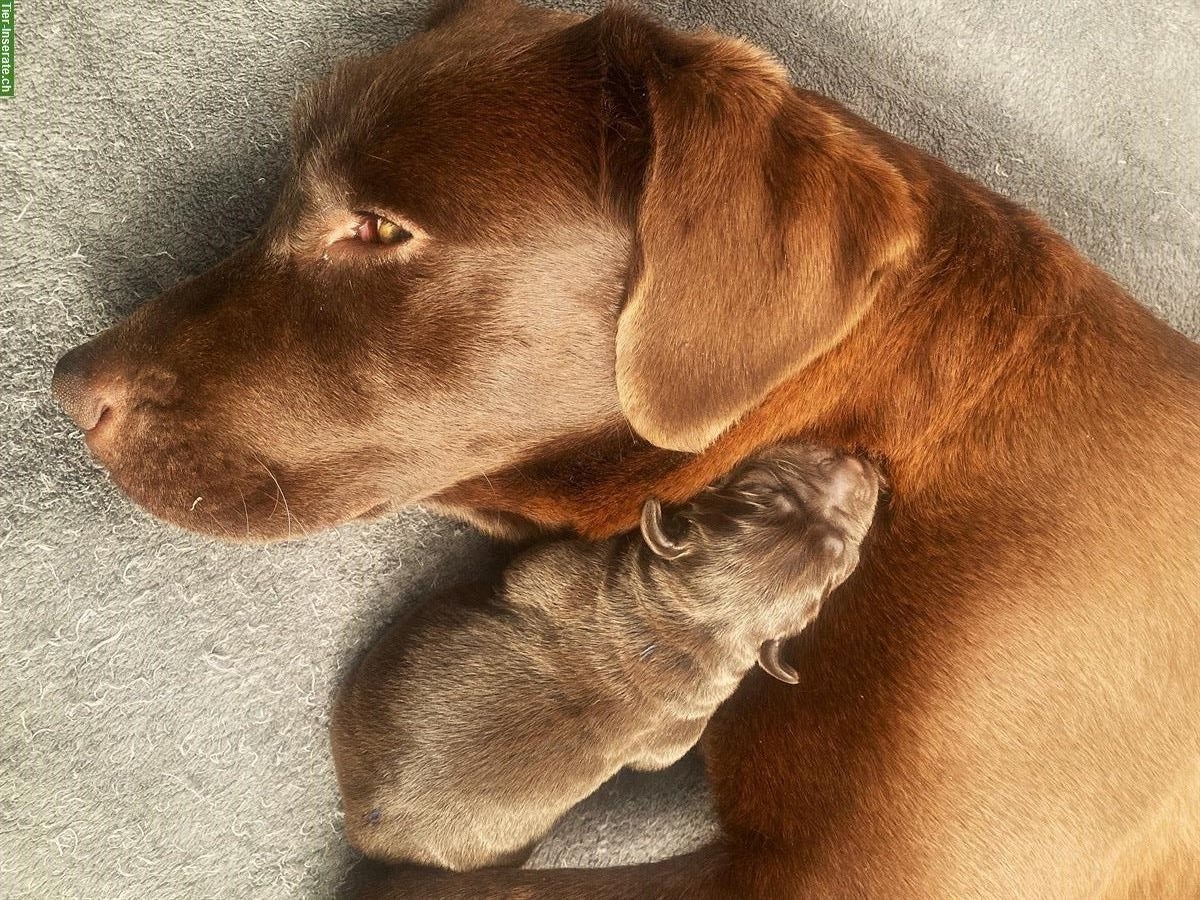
[290,28,600,235]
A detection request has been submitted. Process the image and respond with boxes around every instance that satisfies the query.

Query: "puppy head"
[52,2,917,541]
[641,444,880,634]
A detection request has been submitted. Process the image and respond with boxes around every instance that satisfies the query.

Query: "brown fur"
[52,1,1200,897]
[332,444,878,871]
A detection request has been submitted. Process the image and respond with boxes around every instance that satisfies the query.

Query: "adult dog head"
[52,0,918,540]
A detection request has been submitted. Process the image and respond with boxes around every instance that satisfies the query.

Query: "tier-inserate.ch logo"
[0,0,13,98]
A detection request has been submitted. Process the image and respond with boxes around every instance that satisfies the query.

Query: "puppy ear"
[758,639,800,684]
[640,499,692,560]
[594,8,921,452]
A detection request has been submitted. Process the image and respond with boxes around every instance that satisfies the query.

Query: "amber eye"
[354,213,412,245]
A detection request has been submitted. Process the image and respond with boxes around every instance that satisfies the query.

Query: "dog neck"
[432,146,1200,542]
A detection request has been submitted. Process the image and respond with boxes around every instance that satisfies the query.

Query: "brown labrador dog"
[51,1,1200,897]
[333,445,879,872]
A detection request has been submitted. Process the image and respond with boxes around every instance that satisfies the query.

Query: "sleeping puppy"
[331,443,880,871]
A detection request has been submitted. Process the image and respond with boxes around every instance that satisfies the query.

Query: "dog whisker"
[253,456,295,540]
[238,488,251,539]
[203,508,233,539]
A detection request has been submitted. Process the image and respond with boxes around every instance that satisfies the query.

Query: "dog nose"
[52,344,126,433]
[828,453,866,480]
[819,453,874,509]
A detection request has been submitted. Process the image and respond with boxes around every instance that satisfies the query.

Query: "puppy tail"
[344,845,738,900]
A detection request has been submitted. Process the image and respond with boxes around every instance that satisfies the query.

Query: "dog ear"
[590,7,921,452]
[758,639,801,684]
[640,499,692,560]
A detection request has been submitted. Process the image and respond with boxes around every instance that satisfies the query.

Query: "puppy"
[331,443,880,871]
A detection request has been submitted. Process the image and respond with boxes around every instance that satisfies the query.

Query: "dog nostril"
[52,349,127,434]
[54,374,117,431]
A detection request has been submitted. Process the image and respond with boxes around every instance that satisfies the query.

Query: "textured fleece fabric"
[1,1,1197,897]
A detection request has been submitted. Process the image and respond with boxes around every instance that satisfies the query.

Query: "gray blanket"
[2,1,1196,897]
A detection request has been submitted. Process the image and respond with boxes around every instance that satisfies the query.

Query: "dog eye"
[354,213,413,245]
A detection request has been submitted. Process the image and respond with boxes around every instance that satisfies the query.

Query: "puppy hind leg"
[626,717,707,771]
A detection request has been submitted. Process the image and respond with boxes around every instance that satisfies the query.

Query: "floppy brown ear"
[594,7,922,452]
